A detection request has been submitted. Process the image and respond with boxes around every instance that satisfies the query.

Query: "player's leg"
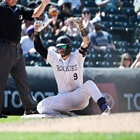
[61,80,110,113]
[82,80,111,114]
[37,80,110,115]
[37,90,90,115]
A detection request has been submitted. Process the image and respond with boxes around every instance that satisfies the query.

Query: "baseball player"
[34,18,111,116]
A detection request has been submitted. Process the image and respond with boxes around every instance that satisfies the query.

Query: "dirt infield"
[0,112,140,132]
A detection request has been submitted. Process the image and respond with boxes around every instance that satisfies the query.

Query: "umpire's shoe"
[24,108,39,115]
[0,114,8,118]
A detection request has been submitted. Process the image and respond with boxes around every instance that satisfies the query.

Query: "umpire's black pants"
[0,40,38,114]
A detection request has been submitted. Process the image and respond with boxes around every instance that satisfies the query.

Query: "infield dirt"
[0,112,140,132]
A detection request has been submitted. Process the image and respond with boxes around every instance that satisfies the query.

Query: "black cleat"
[24,108,39,115]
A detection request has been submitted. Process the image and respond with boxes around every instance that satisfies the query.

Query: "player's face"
[57,45,69,58]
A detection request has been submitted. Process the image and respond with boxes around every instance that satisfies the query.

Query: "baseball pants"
[37,80,104,115]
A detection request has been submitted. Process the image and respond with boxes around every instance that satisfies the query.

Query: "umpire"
[0,0,50,118]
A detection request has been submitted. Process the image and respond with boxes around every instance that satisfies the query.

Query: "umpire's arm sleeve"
[34,34,48,59]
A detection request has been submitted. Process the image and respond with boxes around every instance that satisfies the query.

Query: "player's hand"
[73,17,87,37]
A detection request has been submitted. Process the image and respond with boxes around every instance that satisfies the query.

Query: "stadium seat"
[73,9,82,16]
[102,61,120,67]
[122,1,134,8]
[129,16,140,25]
[114,41,129,48]
[126,49,137,56]
[104,49,121,63]
[122,8,135,18]
[109,14,128,22]
[105,8,123,16]
[133,42,140,54]
[103,21,115,29]
[111,34,122,41]
[101,15,110,22]
[84,1,96,7]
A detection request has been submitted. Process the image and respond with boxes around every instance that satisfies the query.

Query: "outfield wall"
[3,67,140,115]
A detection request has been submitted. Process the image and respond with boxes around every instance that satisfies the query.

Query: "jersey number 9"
[73,73,78,80]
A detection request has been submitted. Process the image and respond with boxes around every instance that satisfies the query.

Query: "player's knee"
[85,80,95,86]
[37,101,44,113]
[37,98,49,113]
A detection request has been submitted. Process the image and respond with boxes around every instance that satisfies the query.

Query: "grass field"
[0,116,23,123]
[0,115,139,140]
[0,132,139,140]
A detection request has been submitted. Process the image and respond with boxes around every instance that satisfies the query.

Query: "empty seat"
[84,60,103,67]
[102,61,120,67]
[105,8,123,16]
[101,15,110,22]
[103,21,115,29]
[111,34,122,41]
[122,8,135,17]
[122,2,134,8]
[84,1,96,7]
[133,42,140,49]
[104,49,121,62]
[110,22,125,30]
[133,42,140,53]
[114,41,129,49]
[126,48,137,56]
[129,16,140,25]
[73,9,82,16]
[109,14,128,22]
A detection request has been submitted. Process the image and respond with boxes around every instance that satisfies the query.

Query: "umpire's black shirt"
[0,1,34,43]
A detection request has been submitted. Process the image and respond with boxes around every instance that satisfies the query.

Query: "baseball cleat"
[102,106,111,116]
[24,108,39,115]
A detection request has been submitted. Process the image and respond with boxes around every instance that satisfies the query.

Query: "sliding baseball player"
[33,17,111,117]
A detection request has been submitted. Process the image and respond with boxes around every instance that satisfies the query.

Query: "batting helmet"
[56,36,72,56]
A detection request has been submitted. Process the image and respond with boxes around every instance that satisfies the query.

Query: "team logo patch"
[19,15,23,20]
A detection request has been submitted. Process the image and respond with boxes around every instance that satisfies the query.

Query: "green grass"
[0,116,139,140]
[0,132,139,140]
[0,116,22,123]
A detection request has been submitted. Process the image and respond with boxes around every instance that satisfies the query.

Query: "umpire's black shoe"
[0,114,8,118]
[24,108,39,115]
